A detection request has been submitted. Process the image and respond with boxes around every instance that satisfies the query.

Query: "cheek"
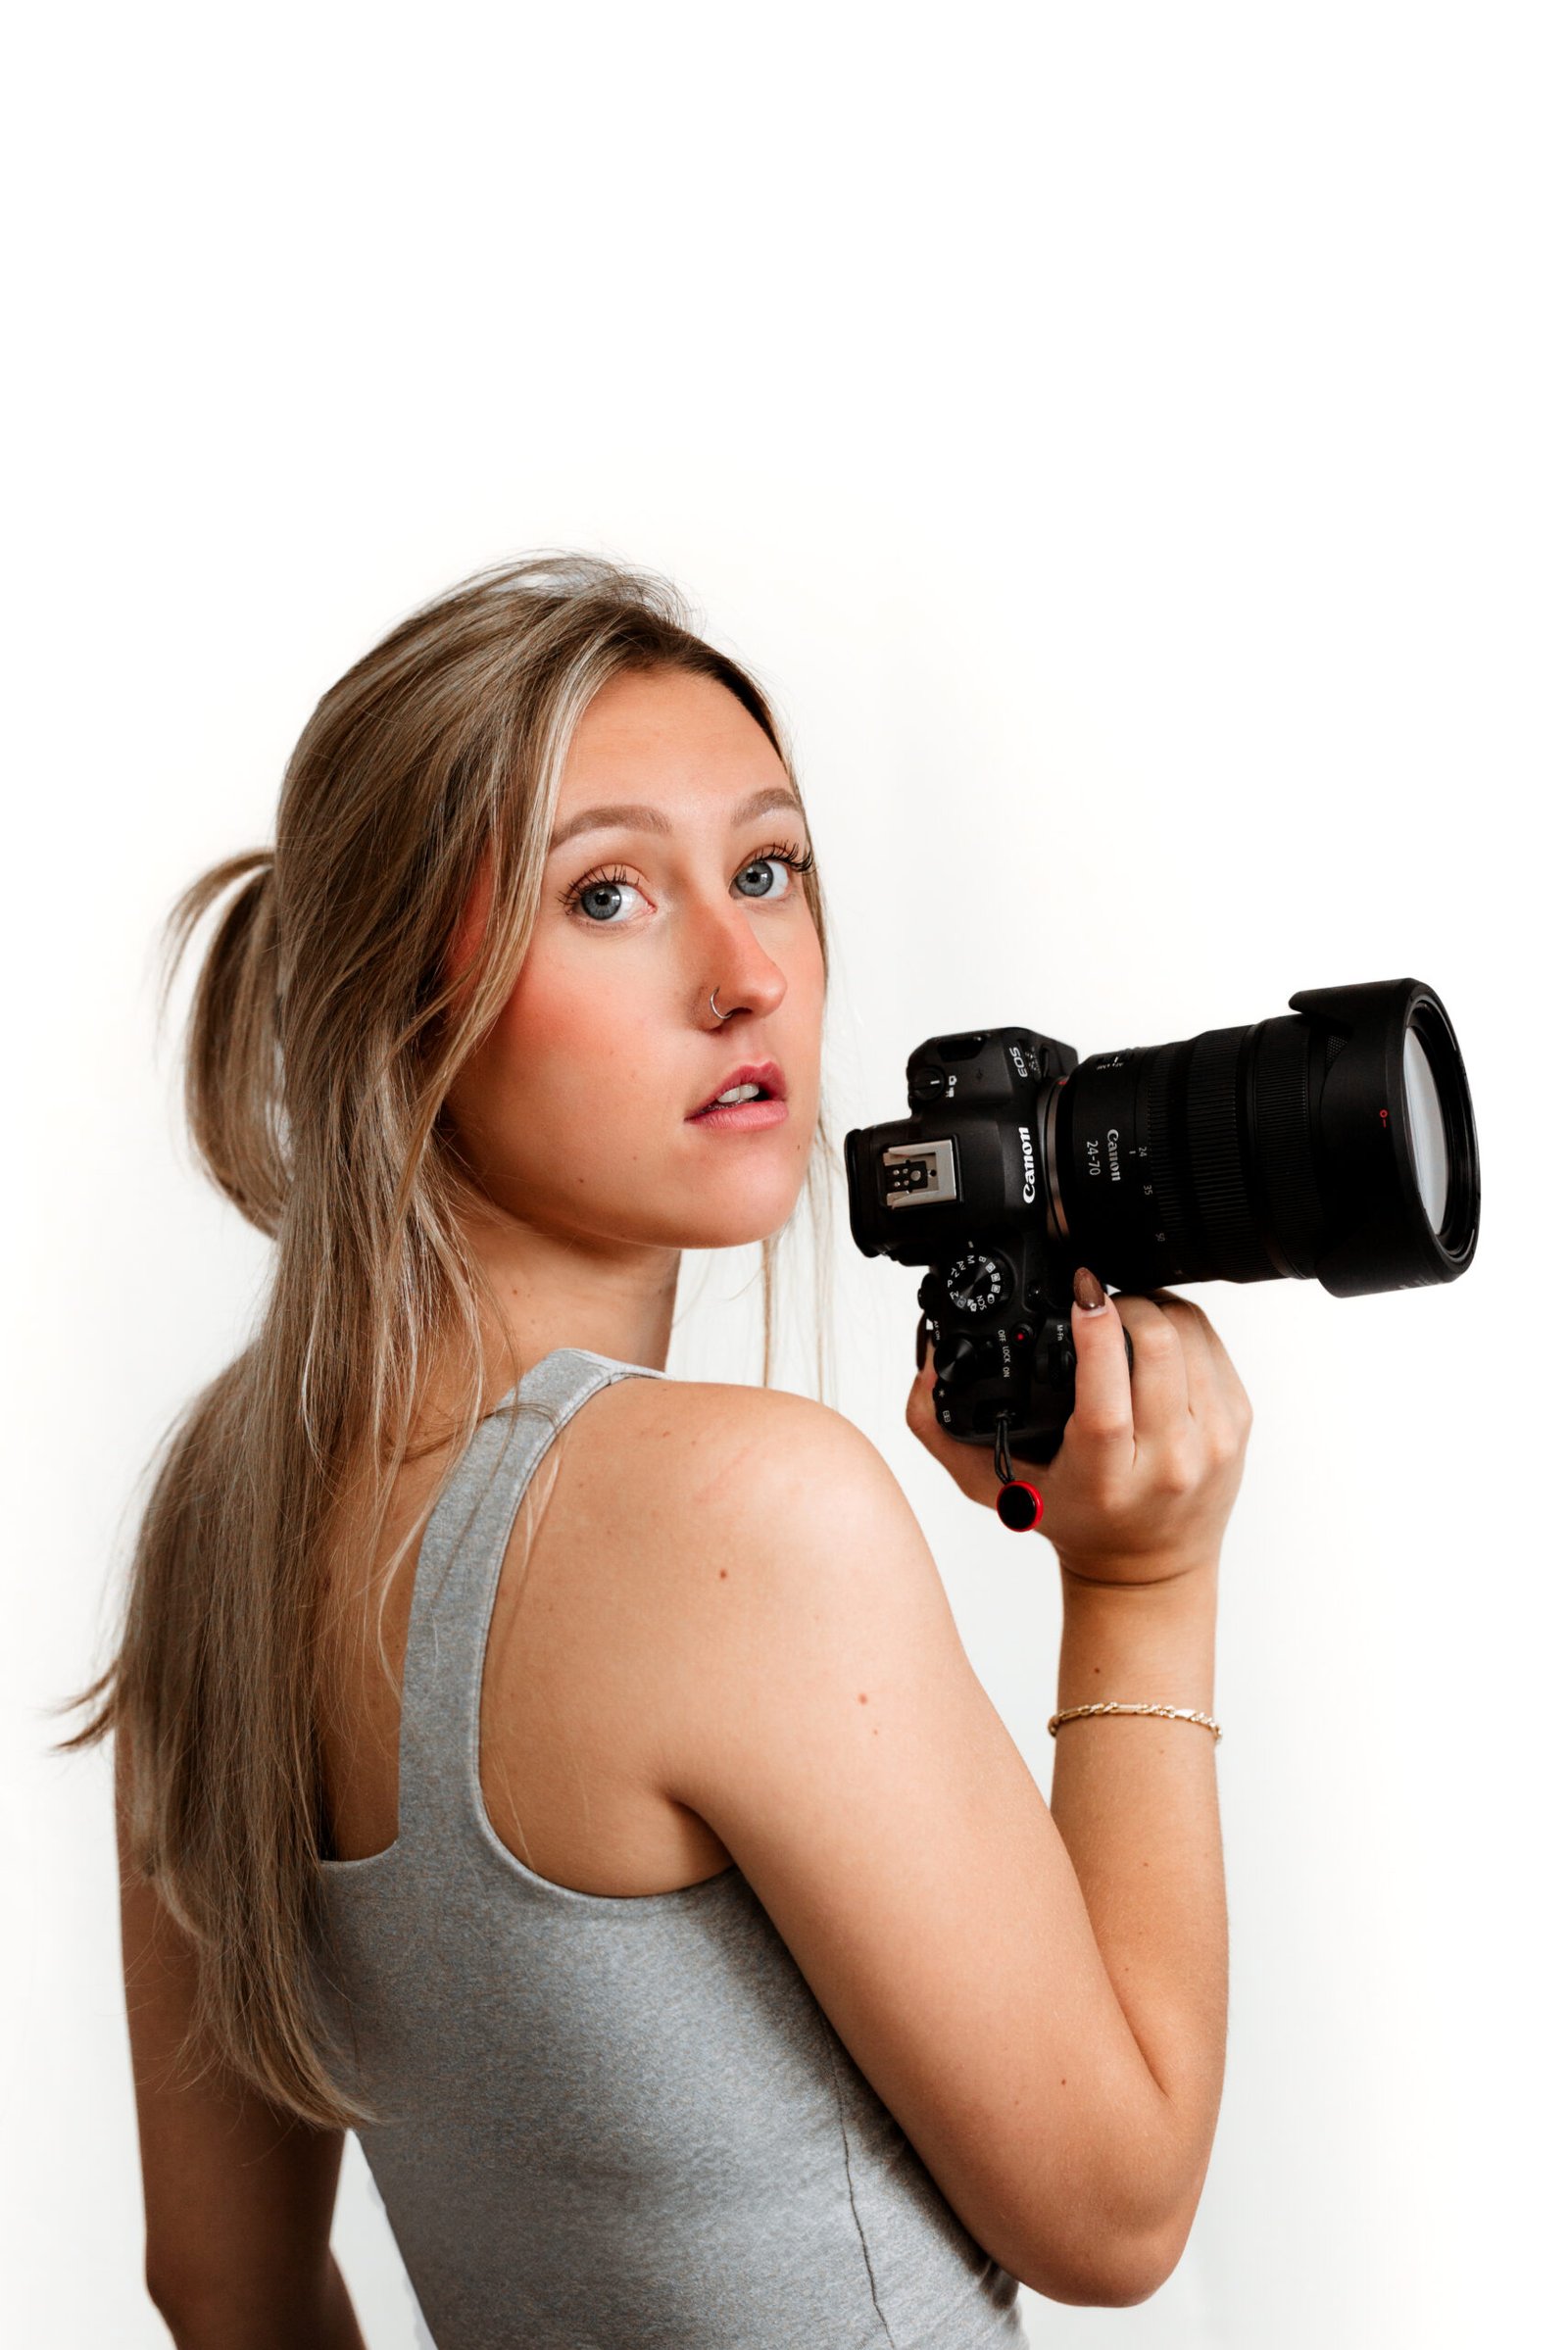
[486,940,662,1120]
[447,862,648,1105]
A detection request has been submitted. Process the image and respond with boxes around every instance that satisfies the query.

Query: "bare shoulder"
[576,1365,862,1452]
[572,1371,925,1596]
[585,1368,913,1512]
[585,1368,978,1798]
[530,1367,900,1628]
[549,1366,956,1729]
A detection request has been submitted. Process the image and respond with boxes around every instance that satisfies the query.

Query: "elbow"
[1015,2111,1210,2306]
[1020,2190,1198,2309]
[144,2255,179,2327]
[1026,2222,1188,2308]
[1092,2221,1191,2306]
[145,2259,214,2345]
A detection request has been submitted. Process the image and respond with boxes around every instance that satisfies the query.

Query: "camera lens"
[1403,1026,1448,1232]
[1048,977,1478,1299]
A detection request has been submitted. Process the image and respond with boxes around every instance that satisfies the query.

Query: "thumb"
[909,1314,937,1400]
[906,1313,1004,1508]
[906,1314,941,1439]
[1065,1266,1132,1449]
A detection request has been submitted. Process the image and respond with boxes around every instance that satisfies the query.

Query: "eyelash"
[555,839,816,923]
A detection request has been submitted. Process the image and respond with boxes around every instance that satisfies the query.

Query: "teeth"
[711,1083,763,1105]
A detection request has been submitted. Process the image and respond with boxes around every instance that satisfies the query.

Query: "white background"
[5,7,1564,2345]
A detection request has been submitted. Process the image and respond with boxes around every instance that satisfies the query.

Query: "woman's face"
[442,664,826,1254]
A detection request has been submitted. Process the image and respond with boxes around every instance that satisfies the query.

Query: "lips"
[688,1059,787,1118]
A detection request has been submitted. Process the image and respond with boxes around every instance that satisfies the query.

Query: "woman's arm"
[906,1273,1248,2269]
[117,1743,368,2349]
[1049,1562,1225,2241]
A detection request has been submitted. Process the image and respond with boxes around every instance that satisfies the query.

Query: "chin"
[663,1173,808,1251]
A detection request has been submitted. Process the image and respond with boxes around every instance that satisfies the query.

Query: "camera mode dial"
[945,1248,1010,1316]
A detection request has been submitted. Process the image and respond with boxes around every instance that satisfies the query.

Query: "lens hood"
[1287,978,1478,1295]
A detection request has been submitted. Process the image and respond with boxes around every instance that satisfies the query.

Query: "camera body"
[848,1022,1095,1467]
[843,981,1480,1474]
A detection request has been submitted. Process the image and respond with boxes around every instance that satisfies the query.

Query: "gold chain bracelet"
[1048,1700,1223,1742]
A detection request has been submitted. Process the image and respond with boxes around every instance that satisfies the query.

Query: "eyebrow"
[547,784,806,857]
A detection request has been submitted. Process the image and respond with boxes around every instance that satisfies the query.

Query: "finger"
[1151,1291,1251,1426]
[1145,1292,1222,1423]
[1060,1266,1134,1466]
[1112,1292,1192,1438]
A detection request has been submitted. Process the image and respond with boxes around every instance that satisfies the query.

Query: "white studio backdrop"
[4,7,1562,2346]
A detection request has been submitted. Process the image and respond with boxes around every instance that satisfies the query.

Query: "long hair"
[52,552,838,2129]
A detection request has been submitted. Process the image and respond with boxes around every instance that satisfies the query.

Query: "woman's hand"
[906,1267,1252,1586]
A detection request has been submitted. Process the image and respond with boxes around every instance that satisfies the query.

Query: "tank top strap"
[394,1345,668,1855]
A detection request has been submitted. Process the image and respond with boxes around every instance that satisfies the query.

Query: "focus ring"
[1144,1042,1199,1277]
[1184,1028,1275,1280]
[1249,1016,1325,1274]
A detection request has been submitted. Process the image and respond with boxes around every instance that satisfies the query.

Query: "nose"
[693,904,789,1026]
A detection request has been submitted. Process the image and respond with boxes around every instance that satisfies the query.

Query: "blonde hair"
[53,552,838,2129]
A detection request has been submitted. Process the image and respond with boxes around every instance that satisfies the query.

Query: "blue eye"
[559,868,651,926]
[557,841,814,926]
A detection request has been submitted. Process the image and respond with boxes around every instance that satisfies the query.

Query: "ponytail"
[161,849,289,1236]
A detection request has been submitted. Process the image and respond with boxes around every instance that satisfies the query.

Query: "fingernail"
[1072,1266,1108,1314]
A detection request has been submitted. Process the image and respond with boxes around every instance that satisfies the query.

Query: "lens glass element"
[1403,1027,1449,1231]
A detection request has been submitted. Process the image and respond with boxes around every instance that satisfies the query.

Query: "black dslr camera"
[843,978,1480,1531]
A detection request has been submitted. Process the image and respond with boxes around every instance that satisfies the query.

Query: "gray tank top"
[308,1345,1027,2349]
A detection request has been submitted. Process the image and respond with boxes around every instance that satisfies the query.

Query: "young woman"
[61,552,1250,2348]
